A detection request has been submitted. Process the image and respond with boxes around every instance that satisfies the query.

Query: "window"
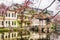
[42,28,44,33]
[6,21,10,26]
[12,13,13,17]
[12,21,13,25]
[14,14,16,17]
[6,13,10,17]
[1,34,3,39]
[12,13,16,17]
[12,33,16,37]
[8,21,10,25]
[6,13,7,17]
[47,28,49,33]
[0,21,4,25]
[2,21,3,25]
[12,21,16,25]
[6,21,7,24]
[9,13,10,17]
[5,36,7,38]
[40,20,46,27]
[12,34,13,37]
[8,34,10,38]
[8,33,10,38]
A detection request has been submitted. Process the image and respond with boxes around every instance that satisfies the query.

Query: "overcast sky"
[0,0,60,15]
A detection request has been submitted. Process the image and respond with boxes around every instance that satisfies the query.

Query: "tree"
[43,0,55,11]
[15,0,33,40]
[40,0,60,19]
[52,11,60,18]
[0,3,9,28]
[58,0,60,2]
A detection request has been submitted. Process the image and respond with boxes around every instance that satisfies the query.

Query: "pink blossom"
[0,3,9,15]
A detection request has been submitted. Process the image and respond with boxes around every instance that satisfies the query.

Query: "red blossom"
[24,0,33,7]
[0,3,9,15]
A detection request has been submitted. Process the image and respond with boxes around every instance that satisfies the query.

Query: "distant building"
[0,10,18,27]
[0,3,54,28]
[54,13,60,34]
[54,14,60,25]
[0,4,19,28]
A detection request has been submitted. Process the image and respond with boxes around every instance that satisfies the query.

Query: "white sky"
[0,0,60,15]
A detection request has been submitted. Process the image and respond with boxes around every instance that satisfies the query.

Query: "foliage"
[14,20,21,27]
[0,29,9,33]
[29,10,37,14]
[0,28,26,32]
[50,23,55,30]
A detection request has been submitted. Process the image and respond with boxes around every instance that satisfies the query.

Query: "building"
[54,14,60,34]
[5,10,18,27]
[0,4,54,28]
[0,10,18,28]
[0,3,19,28]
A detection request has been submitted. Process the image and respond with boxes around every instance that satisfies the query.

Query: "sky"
[0,0,60,15]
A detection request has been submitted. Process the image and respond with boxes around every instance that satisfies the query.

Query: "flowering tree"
[0,3,9,28]
[58,0,60,1]
[14,0,33,40]
[0,3,9,14]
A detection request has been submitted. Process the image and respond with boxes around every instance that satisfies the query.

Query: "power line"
[38,0,42,9]
[43,0,56,11]
[52,11,60,19]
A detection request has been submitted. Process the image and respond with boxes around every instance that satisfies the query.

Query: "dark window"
[12,21,16,25]
[5,36,7,38]
[12,13,16,17]
[47,28,49,33]
[9,13,10,17]
[14,21,16,25]
[42,28,45,33]
[14,34,16,37]
[12,13,13,17]
[14,14,16,17]
[46,18,50,22]
[12,34,13,37]
[6,13,7,17]
[1,33,4,39]
[6,21,7,24]
[2,21,3,25]
[8,34,10,38]
[8,21,10,25]
[12,21,13,25]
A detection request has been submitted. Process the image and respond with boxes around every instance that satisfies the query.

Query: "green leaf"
[51,24,55,29]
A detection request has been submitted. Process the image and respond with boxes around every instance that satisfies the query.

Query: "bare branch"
[58,0,60,2]
[52,11,60,18]
[42,0,55,11]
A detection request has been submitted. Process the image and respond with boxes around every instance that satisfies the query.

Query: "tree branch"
[52,11,60,18]
[42,0,55,11]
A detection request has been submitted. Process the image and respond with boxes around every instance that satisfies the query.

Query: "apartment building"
[5,10,18,27]
[0,4,54,28]
[0,10,18,27]
[0,32,18,40]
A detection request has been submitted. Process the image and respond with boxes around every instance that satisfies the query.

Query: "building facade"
[0,10,18,27]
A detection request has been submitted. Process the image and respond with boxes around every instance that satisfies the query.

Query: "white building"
[5,10,18,27]
[0,10,18,28]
